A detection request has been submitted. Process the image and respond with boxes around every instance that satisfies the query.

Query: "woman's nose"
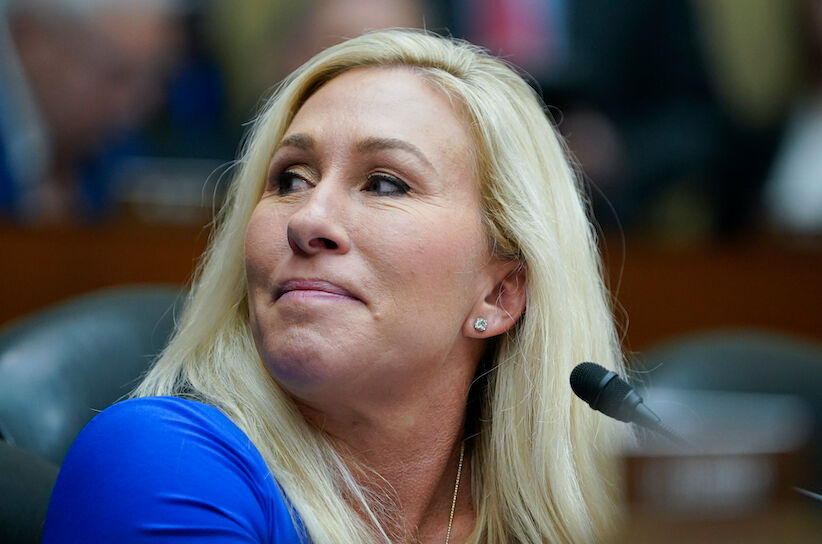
[286,184,351,256]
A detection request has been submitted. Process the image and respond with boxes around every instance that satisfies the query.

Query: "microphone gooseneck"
[570,361,687,446]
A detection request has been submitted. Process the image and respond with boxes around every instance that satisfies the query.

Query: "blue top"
[43,396,305,543]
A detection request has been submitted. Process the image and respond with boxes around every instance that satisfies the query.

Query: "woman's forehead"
[284,66,476,171]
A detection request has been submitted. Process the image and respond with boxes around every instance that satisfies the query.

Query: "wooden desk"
[2,222,820,350]
[607,239,822,349]
[1,222,208,327]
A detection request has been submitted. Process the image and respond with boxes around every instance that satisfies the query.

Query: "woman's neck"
[294,372,477,542]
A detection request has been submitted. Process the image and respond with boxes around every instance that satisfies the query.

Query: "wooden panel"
[605,240,822,349]
[0,222,209,326]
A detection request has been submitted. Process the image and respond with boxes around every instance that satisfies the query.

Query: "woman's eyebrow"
[355,137,434,170]
[275,134,435,171]
[276,133,315,152]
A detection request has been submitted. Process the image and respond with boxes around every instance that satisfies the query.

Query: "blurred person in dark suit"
[446,0,725,236]
[0,0,183,224]
[206,0,434,125]
[278,0,430,74]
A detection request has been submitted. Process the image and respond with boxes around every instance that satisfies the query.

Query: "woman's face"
[245,66,513,405]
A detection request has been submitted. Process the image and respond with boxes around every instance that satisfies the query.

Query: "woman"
[44,29,626,543]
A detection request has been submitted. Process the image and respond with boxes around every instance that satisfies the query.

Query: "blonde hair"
[135,28,626,543]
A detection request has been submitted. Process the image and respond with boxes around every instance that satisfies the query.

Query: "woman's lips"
[274,279,361,302]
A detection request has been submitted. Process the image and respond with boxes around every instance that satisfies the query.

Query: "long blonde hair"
[135,29,626,543]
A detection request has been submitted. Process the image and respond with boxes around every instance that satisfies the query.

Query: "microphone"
[570,361,686,445]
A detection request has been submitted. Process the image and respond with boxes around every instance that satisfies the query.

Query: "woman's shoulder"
[67,396,266,474]
[83,395,252,445]
[43,396,304,543]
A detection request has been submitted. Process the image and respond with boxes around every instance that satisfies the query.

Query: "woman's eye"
[366,174,410,195]
[276,171,311,194]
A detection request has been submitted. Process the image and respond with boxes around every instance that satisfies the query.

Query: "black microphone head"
[598,374,635,422]
[570,361,641,423]
[569,361,610,405]
[570,362,669,433]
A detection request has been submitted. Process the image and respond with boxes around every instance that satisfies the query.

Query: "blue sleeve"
[42,397,304,543]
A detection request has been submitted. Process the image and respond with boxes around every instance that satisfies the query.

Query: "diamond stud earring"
[473,317,488,332]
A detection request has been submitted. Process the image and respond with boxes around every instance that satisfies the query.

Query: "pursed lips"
[274,279,361,302]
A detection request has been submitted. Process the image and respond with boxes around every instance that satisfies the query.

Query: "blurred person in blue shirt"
[0,0,183,224]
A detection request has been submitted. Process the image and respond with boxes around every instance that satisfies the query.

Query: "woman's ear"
[464,260,527,338]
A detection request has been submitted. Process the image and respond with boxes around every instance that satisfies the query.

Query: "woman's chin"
[262,347,362,399]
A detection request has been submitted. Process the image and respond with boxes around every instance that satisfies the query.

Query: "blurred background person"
[207,0,434,127]
[275,0,431,74]
[0,0,185,224]
[444,0,725,238]
[441,0,818,242]
[764,0,822,235]
[696,0,807,239]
